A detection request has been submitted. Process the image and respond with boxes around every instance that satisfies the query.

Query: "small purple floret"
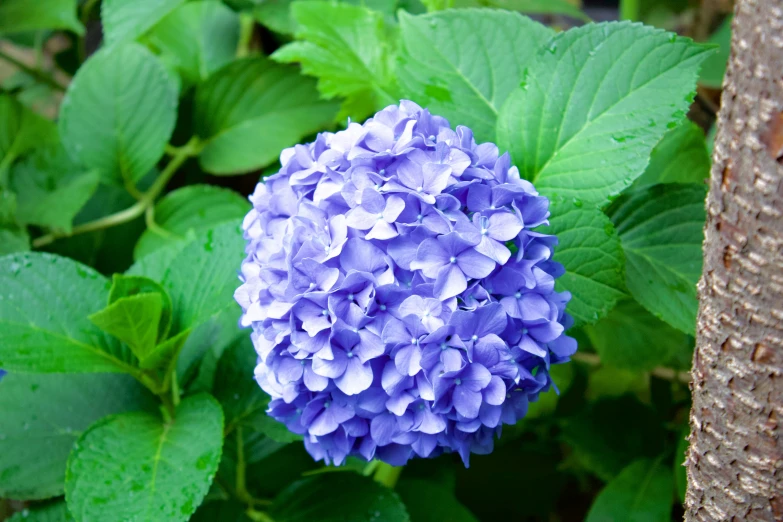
[235,101,575,466]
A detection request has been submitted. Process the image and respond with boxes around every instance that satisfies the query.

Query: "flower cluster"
[235,101,576,466]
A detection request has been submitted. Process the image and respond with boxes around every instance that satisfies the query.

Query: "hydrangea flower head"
[235,101,576,466]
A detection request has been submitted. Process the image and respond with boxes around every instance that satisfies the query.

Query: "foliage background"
[0,0,733,520]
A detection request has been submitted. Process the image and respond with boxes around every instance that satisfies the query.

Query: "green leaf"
[631,120,710,190]
[215,336,299,443]
[134,185,249,260]
[541,200,625,326]
[585,458,674,522]
[140,328,191,371]
[0,226,30,254]
[497,22,714,205]
[0,190,30,255]
[0,94,58,178]
[0,373,156,500]
[270,472,411,522]
[194,57,338,175]
[179,306,243,392]
[397,10,552,143]
[126,241,188,282]
[480,0,590,21]
[163,222,246,334]
[101,0,188,46]
[396,479,478,522]
[59,43,178,185]
[108,274,173,341]
[561,396,666,481]
[10,144,100,233]
[146,1,240,88]
[253,0,398,36]
[585,299,691,371]
[0,0,83,35]
[0,252,135,373]
[607,183,707,334]
[585,366,649,402]
[65,394,224,522]
[272,1,398,121]
[88,294,164,361]
[699,15,732,89]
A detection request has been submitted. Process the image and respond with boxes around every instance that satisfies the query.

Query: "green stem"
[145,205,177,239]
[32,136,201,248]
[0,50,66,92]
[373,462,402,489]
[237,13,256,57]
[171,370,181,407]
[619,0,640,21]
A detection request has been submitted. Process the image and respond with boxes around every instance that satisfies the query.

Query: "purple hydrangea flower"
[235,101,576,467]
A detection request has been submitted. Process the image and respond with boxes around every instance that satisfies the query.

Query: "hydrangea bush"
[236,101,576,465]
[0,1,717,521]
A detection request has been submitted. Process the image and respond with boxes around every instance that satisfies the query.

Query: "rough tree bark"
[685,0,783,520]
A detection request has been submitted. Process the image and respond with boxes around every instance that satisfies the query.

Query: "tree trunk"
[685,1,783,520]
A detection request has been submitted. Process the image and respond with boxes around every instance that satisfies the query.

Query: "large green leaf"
[162,222,246,334]
[8,502,73,522]
[542,200,626,326]
[65,394,224,522]
[10,143,100,233]
[497,22,713,205]
[126,241,189,282]
[272,1,398,120]
[270,472,410,522]
[585,458,673,522]
[59,43,178,185]
[607,183,707,334]
[134,185,249,260]
[0,373,155,500]
[631,120,710,190]
[699,15,732,89]
[397,9,552,143]
[0,0,83,35]
[88,294,164,361]
[0,94,58,178]
[194,57,338,175]
[0,252,135,373]
[585,299,691,371]
[146,1,240,89]
[396,479,478,522]
[101,0,187,46]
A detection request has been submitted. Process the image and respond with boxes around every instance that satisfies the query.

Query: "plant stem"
[618,0,640,21]
[572,352,691,384]
[373,462,402,489]
[0,50,67,92]
[171,370,181,407]
[237,13,256,57]
[32,136,201,248]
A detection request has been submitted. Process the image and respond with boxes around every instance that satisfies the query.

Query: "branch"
[572,352,691,383]
[32,137,201,248]
[0,50,67,92]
